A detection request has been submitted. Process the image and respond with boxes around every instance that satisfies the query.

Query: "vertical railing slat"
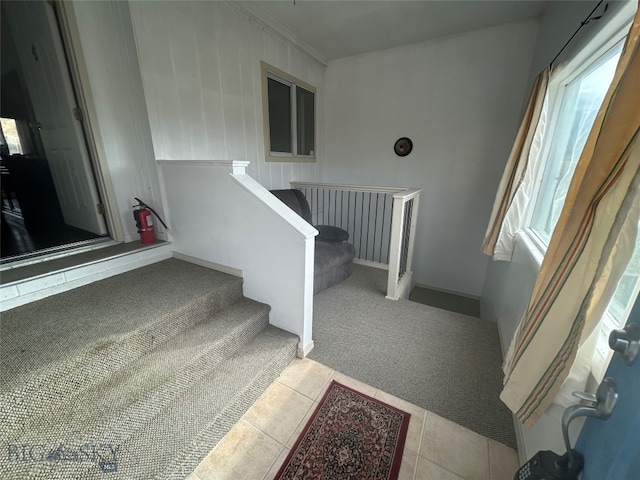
[290,182,420,300]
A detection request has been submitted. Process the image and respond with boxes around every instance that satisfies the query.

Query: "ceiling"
[239,0,550,62]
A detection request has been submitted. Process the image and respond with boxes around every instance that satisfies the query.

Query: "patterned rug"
[275,381,411,480]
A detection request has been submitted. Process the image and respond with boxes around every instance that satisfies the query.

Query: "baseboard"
[413,282,480,300]
[172,252,243,277]
[353,258,389,270]
[297,340,314,358]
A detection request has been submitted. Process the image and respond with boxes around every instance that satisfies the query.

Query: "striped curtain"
[482,69,549,260]
[501,10,640,427]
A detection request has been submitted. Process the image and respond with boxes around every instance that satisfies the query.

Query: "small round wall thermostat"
[394,137,413,157]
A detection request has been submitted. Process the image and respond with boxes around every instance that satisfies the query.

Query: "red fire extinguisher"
[133,203,155,244]
[133,197,169,244]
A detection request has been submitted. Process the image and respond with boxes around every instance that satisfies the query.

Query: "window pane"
[0,117,24,155]
[609,223,640,320]
[267,78,292,153]
[531,42,623,243]
[296,87,315,156]
[594,221,640,374]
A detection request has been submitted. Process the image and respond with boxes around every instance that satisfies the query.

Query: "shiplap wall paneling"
[71,0,165,241]
[129,1,324,189]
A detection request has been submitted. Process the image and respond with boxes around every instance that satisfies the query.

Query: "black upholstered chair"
[270,189,356,294]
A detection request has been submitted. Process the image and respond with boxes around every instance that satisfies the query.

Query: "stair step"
[0,257,300,479]
[0,259,243,422]
[5,297,271,440]
[3,326,298,479]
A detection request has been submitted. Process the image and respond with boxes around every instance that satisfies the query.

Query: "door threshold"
[0,241,173,311]
[1,237,116,271]
[0,240,170,286]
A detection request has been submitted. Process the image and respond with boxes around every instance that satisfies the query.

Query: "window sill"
[265,154,316,163]
[516,229,545,270]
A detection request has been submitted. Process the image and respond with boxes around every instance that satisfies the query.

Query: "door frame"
[49,0,124,242]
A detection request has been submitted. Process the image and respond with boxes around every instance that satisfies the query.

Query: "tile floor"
[188,358,519,480]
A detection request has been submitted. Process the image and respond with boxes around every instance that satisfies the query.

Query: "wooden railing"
[290,182,421,300]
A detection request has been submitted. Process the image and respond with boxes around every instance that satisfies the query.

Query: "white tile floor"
[189,358,519,480]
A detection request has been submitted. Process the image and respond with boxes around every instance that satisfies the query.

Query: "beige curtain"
[482,68,549,259]
[501,10,640,427]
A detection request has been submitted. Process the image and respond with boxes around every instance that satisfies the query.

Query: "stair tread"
[0,258,300,480]
[1,258,243,388]
[4,297,271,438]
[4,326,298,479]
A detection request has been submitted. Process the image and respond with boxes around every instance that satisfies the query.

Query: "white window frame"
[522,6,634,259]
[260,61,316,163]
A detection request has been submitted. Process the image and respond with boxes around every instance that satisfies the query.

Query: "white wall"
[322,21,538,296]
[70,0,166,242]
[159,161,317,354]
[128,1,325,189]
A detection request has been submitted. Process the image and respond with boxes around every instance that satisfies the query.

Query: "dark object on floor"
[409,286,481,317]
[271,189,356,294]
[275,381,410,480]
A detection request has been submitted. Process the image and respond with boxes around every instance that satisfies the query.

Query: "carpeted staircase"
[0,258,298,479]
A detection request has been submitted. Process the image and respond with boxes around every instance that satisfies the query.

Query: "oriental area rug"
[275,381,411,480]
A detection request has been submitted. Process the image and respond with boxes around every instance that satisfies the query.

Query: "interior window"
[267,77,293,153]
[296,86,315,156]
[261,62,315,162]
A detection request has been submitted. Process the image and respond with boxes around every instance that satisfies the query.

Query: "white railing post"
[386,195,406,300]
[405,192,420,281]
[386,189,421,300]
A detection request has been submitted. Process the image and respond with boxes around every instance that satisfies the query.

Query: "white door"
[5,0,107,235]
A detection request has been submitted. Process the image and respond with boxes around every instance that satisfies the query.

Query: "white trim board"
[413,282,481,300]
[297,340,315,358]
[172,252,243,278]
[1,243,173,311]
[353,258,389,270]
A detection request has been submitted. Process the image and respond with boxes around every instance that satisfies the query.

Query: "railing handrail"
[392,188,422,200]
[159,160,315,355]
[290,181,414,195]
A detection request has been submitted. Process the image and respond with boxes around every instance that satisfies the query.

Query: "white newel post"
[386,189,421,300]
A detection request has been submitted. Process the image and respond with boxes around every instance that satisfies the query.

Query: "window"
[523,7,637,382]
[530,41,623,244]
[0,118,24,155]
[261,62,315,162]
